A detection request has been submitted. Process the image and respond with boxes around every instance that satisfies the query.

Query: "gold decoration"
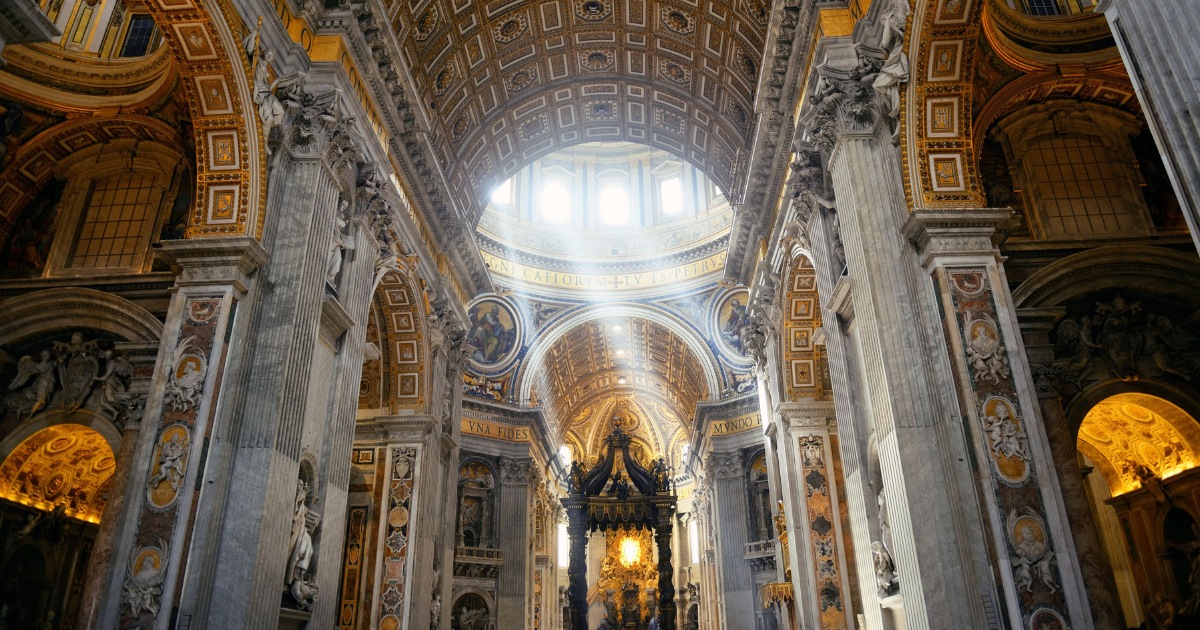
[597,527,658,620]
[760,582,794,608]
[1077,398,1200,496]
[0,423,116,523]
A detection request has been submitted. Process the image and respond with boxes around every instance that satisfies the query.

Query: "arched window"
[43,140,183,276]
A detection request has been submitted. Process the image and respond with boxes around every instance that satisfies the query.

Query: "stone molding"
[161,237,269,293]
[356,416,436,445]
[0,287,164,345]
[319,296,354,345]
[901,208,1016,268]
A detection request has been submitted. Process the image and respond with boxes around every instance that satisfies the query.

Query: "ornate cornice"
[724,0,820,285]
[338,4,491,297]
[161,237,268,293]
[901,207,1016,267]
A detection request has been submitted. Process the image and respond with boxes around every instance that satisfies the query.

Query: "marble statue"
[870,541,898,597]
[6,351,55,416]
[253,50,286,151]
[287,480,316,586]
[326,199,354,288]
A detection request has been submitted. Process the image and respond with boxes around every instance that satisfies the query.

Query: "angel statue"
[94,349,134,415]
[6,350,56,416]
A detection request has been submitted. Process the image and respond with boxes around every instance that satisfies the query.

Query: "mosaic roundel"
[465,296,522,370]
[713,289,752,363]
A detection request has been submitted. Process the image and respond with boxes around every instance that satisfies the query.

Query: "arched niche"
[1011,245,1200,310]
[456,459,497,549]
[450,589,494,630]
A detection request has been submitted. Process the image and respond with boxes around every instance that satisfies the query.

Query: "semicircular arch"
[1011,246,1200,310]
[0,115,183,243]
[372,269,430,413]
[0,288,164,348]
[516,302,722,404]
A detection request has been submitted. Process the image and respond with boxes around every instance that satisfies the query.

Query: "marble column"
[803,205,886,630]
[165,84,370,629]
[779,402,855,630]
[707,451,756,628]
[497,457,533,628]
[1097,0,1200,253]
[903,209,1093,627]
[800,43,999,629]
[99,237,267,630]
[1022,310,1124,629]
[76,408,142,629]
[310,166,400,625]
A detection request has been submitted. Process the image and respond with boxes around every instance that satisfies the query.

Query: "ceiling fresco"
[380,0,771,216]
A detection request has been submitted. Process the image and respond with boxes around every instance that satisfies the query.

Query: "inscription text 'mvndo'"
[710,415,761,436]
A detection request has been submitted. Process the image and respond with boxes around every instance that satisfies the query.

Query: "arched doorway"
[1075,393,1200,627]
[0,422,116,628]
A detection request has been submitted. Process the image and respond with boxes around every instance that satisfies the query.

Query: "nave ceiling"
[534,314,709,448]
[382,0,772,216]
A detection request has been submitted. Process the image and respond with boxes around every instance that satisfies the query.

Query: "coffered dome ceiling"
[384,0,770,214]
[533,315,710,446]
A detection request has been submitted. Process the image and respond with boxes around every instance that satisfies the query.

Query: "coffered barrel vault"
[380,0,770,217]
[2,0,1200,629]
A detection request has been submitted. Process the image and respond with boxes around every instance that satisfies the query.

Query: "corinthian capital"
[706,451,744,480]
[278,81,361,174]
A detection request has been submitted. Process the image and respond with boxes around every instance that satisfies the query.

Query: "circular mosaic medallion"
[465,296,522,371]
[712,289,752,363]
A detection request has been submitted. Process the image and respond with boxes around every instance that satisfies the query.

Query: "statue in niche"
[876,490,893,553]
[326,198,354,289]
[286,479,321,609]
[457,607,486,630]
[870,541,898,598]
